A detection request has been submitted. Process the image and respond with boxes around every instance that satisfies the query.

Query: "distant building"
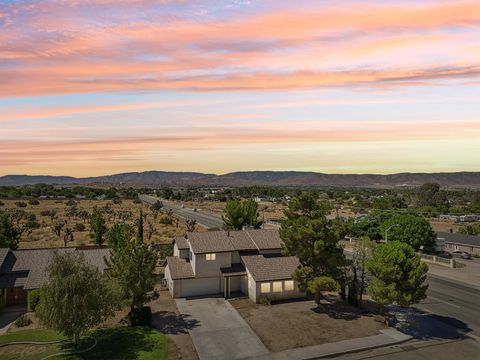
[437,232,480,256]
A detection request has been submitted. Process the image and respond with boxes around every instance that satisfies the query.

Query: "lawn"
[230,297,387,352]
[0,327,168,360]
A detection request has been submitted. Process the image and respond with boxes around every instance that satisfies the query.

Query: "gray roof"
[174,236,189,250]
[437,232,480,248]
[0,247,110,290]
[166,256,194,280]
[241,255,300,282]
[186,229,283,254]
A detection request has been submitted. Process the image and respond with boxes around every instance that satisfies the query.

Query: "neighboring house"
[164,229,304,303]
[0,247,110,309]
[437,232,480,256]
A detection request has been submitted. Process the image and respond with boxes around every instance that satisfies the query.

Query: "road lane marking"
[426,296,462,309]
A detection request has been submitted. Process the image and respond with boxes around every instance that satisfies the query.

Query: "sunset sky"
[1,0,480,176]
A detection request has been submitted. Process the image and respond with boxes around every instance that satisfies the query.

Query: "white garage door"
[181,277,220,297]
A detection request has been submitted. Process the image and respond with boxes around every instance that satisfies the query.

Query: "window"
[260,282,271,294]
[284,280,294,291]
[206,253,216,261]
[272,281,283,292]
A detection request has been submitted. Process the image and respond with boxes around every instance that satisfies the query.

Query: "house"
[437,232,480,256]
[0,247,110,309]
[164,229,304,303]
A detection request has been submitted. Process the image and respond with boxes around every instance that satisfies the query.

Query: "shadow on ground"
[152,311,200,335]
[393,307,471,340]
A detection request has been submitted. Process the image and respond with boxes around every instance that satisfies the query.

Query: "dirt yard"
[229,297,387,352]
[150,290,199,360]
[0,199,203,249]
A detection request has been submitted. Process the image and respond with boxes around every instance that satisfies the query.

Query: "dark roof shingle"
[166,256,194,279]
[241,255,300,282]
[437,232,480,247]
[174,236,189,250]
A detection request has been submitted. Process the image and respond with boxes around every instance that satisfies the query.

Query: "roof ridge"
[244,229,260,250]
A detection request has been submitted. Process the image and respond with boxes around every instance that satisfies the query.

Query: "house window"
[260,282,271,293]
[284,280,294,291]
[206,253,216,261]
[272,281,283,292]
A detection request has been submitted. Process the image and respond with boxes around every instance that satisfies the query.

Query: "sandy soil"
[230,297,387,352]
[0,199,201,249]
[150,290,199,360]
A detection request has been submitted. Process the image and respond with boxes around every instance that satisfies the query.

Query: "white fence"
[419,253,456,268]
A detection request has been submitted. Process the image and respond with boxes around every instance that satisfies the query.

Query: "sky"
[1,0,480,177]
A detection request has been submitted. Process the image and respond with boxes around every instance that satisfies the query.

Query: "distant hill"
[1,171,480,188]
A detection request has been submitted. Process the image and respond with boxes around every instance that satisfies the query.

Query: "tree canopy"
[381,213,436,251]
[366,241,428,307]
[36,252,117,345]
[222,199,262,230]
[280,192,345,292]
[0,211,20,249]
[90,207,107,245]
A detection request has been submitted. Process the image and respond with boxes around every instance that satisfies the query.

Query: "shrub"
[128,306,152,326]
[15,314,32,327]
[133,199,141,204]
[159,216,172,225]
[15,201,27,208]
[29,289,42,311]
[25,220,41,229]
[74,223,86,232]
[0,200,4,206]
[112,198,122,205]
[28,199,40,205]
[258,296,271,306]
[66,199,77,207]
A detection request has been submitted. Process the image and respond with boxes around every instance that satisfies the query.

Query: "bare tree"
[63,227,74,247]
[186,219,197,232]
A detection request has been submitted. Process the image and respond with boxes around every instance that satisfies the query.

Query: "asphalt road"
[139,194,223,229]
[415,274,480,336]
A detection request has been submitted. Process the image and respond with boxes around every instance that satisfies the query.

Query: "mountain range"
[1,171,480,188]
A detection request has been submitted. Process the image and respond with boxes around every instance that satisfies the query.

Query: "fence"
[419,253,456,268]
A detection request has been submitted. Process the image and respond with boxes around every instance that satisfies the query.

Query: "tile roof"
[166,256,194,280]
[186,229,283,254]
[174,236,189,250]
[437,232,480,247]
[0,273,28,288]
[241,255,300,282]
[0,247,110,290]
[220,263,247,277]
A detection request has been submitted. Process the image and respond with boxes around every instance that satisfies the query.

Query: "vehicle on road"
[451,251,471,259]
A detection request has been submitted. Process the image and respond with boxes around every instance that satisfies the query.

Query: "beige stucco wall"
[254,278,305,303]
[193,251,232,278]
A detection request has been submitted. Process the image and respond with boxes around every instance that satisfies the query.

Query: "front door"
[5,287,28,306]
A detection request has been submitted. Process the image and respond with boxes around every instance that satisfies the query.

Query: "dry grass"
[0,199,205,249]
[230,296,387,352]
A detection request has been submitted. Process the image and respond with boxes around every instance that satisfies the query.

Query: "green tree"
[105,235,159,318]
[307,276,338,306]
[136,210,144,243]
[222,199,263,230]
[280,192,345,293]
[90,207,107,245]
[459,224,480,236]
[380,213,436,251]
[36,252,117,345]
[0,211,20,249]
[106,223,135,250]
[63,227,74,247]
[366,241,428,307]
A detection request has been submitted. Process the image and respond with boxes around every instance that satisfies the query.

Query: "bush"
[159,216,172,225]
[0,200,4,206]
[128,306,152,326]
[258,296,271,306]
[15,314,32,327]
[15,201,27,208]
[66,199,77,207]
[29,289,42,311]
[74,223,86,232]
[28,199,40,205]
[112,198,122,205]
[25,220,41,229]
[133,199,141,204]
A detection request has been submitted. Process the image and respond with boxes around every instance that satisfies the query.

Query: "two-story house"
[164,229,304,303]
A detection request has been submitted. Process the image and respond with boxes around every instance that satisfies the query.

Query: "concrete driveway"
[175,297,268,360]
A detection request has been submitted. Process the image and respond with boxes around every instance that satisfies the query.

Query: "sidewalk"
[248,328,411,360]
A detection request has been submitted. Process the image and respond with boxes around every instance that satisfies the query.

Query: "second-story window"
[206,253,216,261]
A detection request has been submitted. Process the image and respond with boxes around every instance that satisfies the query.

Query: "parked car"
[436,251,452,259]
[451,251,471,259]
